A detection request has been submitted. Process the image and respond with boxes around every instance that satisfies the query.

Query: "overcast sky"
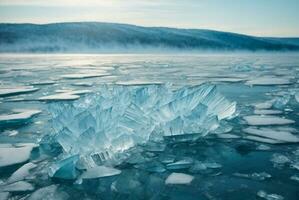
[0,0,298,37]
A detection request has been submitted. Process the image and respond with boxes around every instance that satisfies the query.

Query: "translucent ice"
[165,173,194,185]
[48,155,80,179]
[44,84,236,169]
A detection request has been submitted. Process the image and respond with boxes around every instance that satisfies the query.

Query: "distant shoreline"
[1,22,299,52]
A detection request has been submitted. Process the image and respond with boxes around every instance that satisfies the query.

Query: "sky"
[0,0,298,37]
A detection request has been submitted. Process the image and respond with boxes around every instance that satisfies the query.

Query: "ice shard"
[44,84,236,171]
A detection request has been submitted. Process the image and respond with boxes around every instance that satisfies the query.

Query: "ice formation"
[44,84,236,178]
[165,173,194,185]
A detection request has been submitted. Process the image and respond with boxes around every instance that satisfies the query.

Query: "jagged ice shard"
[45,84,236,178]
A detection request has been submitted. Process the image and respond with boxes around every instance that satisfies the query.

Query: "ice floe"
[254,109,282,115]
[166,159,193,170]
[253,101,273,109]
[271,153,290,166]
[38,93,80,101]
[246,76,292,86]
[243,127,299,143]
[244,135,285,144]
[257,190,284,200]
[290,175,299,182]
[116,80,163,86]
[80,166,121,180]
[71,82,94,87]
[0,109,41,126]
[165,173,194,185]
[0,86,39,97]
[233,172,271,181]
[0,145,35,167]
[0,181,34,192]
[26,184,68,200]
[61,72,109,79]
[31,80,55,85]
[38,90,91,101]
[6,162,37,184]
[243,115,295,126]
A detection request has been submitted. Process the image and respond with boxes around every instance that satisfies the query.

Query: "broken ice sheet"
[244,135,285,144]
[61,72,109,79]
[290,175,299,182]
[0,144,35,167]
[38,93,80,101]
[0,181,34,192]
[165,173,194,185]
[31,80,55,86]
[243,115,295,126]
[38,90,91,101]
[257,190,284,200]
[295,92,299,103]
[71,82,94,87]
[253,109,282,115]
[79,166,121,180]
[26,185,67,200]
[233,172,271,181]
[6,162,37,184]
[270,153,290,168]
[0,86,39,97]
[0,109,41,126]
[243,127,299,143]
[246,76,292,86]
[166,158,194,170]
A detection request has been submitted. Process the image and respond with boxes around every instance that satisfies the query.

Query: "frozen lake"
[0,53,299,199]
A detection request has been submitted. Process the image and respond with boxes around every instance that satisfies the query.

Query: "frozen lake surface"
[0,53,299,199]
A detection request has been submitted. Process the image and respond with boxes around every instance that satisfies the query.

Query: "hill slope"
[0,22,299,52]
